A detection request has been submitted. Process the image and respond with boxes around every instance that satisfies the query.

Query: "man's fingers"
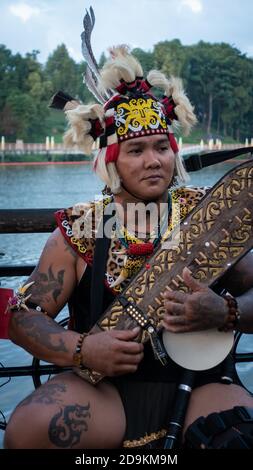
[182,267,202,292]
[163,314,188,326]
[164,300,185,316]
[112,327,141,341]
[118,352,144,365]
[121,341,144,354]
[163,290,188,303]
[114,364,139,375]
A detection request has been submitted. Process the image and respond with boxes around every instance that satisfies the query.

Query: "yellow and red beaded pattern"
[55,187,207,294]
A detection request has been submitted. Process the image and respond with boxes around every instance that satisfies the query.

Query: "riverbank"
[0,161,91,166]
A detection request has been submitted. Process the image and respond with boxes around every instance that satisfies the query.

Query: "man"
[4,44,253,449]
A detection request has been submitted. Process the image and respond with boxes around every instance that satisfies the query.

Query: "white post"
[200,139,204,150]
[250,138,253,147]
[245,138,249,147]
[1,136,5,151]
[46,136,50,151]
[50,136,55,150]
[208,139,214,150]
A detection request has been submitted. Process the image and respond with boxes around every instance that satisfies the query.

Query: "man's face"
[115,134,175,201]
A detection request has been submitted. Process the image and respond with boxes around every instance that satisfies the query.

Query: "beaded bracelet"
[218,294,241,332]
[72,334,102,385]
[73,332,89,368]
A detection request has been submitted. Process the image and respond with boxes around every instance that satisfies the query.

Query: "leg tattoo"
[48,403,91,448]
[19,383,67,407]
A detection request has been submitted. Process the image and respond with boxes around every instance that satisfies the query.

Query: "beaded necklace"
[110,194,172,288]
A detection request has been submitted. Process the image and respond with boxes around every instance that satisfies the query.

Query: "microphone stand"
[164,368,196,449]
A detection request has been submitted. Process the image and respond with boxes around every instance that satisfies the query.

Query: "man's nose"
[143,149,161,168]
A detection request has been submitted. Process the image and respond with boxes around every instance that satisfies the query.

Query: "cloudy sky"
[1,0,253,63]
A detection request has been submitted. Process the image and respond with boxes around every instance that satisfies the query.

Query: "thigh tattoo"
[48,403,91,448]
[18,383,67,407]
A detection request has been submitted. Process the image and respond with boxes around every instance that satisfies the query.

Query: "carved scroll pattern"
[98,162,253,332]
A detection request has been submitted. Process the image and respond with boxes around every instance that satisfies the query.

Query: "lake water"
[0,161,252,448]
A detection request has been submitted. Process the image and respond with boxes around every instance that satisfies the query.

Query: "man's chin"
[137,189,167,202]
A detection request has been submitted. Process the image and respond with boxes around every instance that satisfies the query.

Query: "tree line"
[0,40,252,142]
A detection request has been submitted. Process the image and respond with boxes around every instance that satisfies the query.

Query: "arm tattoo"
[48,403,91,448]
[13,311,68,352]
[30,265,65,304]
[63,237,77,259]
[19,383,66,407]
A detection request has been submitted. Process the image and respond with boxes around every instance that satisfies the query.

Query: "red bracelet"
[218,294,241,332]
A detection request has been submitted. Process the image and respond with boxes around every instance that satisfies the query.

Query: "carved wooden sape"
[85,160,253,384]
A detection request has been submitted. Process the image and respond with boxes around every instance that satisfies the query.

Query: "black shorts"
[111,346,237,449]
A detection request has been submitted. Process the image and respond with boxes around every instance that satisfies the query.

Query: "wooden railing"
[0,209,58,277]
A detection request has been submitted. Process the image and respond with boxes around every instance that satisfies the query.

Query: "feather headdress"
[49,6,197,185]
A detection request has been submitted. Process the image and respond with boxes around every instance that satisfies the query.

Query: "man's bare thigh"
[5,372,126,449]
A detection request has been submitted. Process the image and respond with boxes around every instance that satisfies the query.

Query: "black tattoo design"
[13,311,68,352]
[29,265,65,304]
[19,383,66,407]
[48,403,91,448]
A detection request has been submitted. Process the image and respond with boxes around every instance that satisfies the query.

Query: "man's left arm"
[162,251,253,334]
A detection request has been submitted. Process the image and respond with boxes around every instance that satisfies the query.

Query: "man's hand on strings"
[81,327,144,376]
[162,267,228,332]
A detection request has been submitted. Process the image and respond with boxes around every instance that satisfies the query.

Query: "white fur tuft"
[147,71,197,136]
[64,104,105,154]
[169,77,197,136]
[99,45,143,90]
[93,148,121,194]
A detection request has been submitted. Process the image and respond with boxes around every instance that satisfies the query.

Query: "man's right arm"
[8,228,82,367]
[8,228,144,375]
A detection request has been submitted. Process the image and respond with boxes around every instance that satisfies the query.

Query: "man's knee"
[4,406,48,449]
[4,411,33,449]
[183,406,253,449]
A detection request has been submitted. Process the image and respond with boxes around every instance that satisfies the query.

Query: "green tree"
[153,40,187,76]
[5,91,36,140]
[0,46,50,141]
[132,48,155,75]
[45,44,79,97]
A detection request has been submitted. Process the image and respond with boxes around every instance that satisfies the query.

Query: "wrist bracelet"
[73,332,89,368]
[218,293,241,332]
[72,333,103,385]
[7,281,49,315]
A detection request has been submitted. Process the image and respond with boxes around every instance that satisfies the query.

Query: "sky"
[1,0,253,63]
